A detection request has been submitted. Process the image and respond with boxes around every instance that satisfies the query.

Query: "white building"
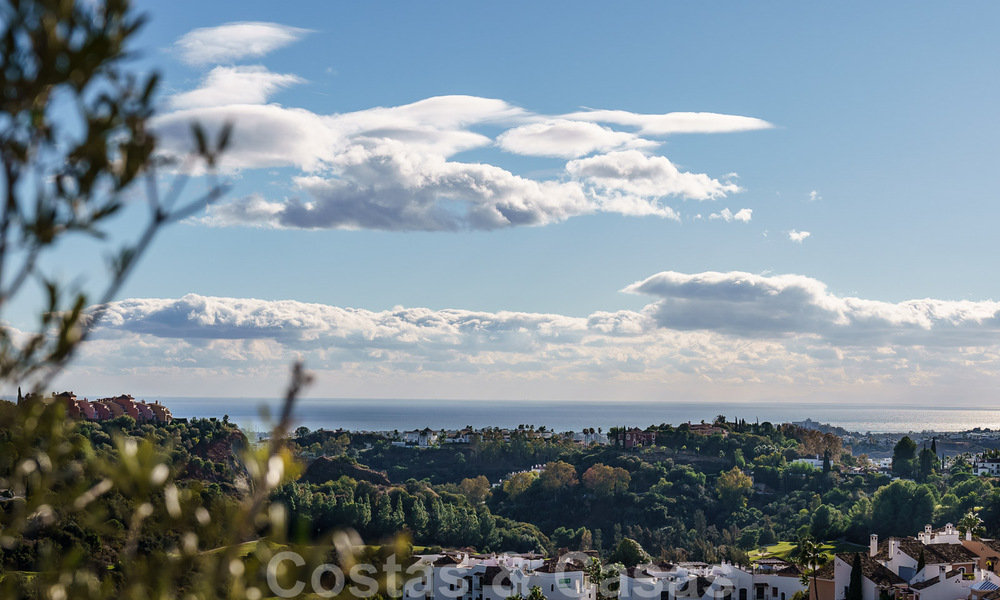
[402,428,440,447]
[790,455,826,470]
[402,552,594,600]
[974,458,1000,477]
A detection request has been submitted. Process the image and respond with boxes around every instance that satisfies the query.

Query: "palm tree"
[797,537,826,600]
[527,586,547,600]
[959,510,984,539]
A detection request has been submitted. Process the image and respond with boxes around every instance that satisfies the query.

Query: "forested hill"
[4,400,999,588]
[282,418,1000,563]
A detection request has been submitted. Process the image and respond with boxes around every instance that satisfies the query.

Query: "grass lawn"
[750,540,868,564]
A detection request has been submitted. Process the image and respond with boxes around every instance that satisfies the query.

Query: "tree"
[503,471,538,498]
[811,504,845,540]
[959,510,984,539]
[846,553,863,600]
[586,558,621,600]
[870,479,936,536]
[892,437,918,479]
[822,450,832,473]
[539,460,578,497]
[797,537,827,600]
[716,466,753,508]
[916,548,925,574]
[609,537,649,568]
[918,447,937,481]
[582,463,631,496]
[459,475,492,503]
[527,586,547,600]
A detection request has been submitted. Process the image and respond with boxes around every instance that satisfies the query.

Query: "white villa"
[402,428,440,447]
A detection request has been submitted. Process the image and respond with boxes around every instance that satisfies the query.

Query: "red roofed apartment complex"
[23,391,173,424]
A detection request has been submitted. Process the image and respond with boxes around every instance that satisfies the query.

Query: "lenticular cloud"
[159,21,775,232]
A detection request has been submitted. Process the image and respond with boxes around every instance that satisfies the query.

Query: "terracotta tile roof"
[909,576,940,590]
[482,566,511,587]
[432,555,463,567]
[929,544,979,564]
[812,561,836,580]
[834,553,905,587]
[875,539,977,565]
[677,576,715,598]
[776,564,803,576]
[534,558,586,573]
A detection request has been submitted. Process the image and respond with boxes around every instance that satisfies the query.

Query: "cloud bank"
[64,272,1000,399]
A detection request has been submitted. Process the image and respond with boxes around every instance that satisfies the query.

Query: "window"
[772,588,778,597]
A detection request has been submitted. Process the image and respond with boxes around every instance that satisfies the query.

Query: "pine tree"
[410,497,430,539]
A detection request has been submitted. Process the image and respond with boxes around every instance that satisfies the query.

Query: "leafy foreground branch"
[0,0,229,393]
[0,363,332,599]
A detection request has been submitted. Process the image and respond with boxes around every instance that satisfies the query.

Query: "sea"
[125,397,997,435]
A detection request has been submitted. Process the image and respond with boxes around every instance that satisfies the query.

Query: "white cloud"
[174,22,312,66]
[64,282,1000,400]
[168,66,304,109]
[567,150,741,214]
[202,140,592,231]
[159,21,767,233]
[624,270,1000,345]
[709,208,752,222]
[496,119,657,158]
[808,190,821,202]
[154,96,748,230]
[788,229,811,242]
[561,109,773,136]
[153,95,520,173]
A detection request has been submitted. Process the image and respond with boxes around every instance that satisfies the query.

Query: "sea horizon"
[19,395,991,435]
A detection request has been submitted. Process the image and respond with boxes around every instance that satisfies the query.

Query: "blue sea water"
[128,397,996,434]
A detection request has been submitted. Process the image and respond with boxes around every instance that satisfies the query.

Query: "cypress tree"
[847,553,863,600]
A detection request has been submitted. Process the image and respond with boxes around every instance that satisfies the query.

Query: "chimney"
[870,534,879,557]
[946,523,954,536]
[889,539,899,557]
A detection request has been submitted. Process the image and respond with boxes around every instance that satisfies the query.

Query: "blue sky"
[29,2,1000,404]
